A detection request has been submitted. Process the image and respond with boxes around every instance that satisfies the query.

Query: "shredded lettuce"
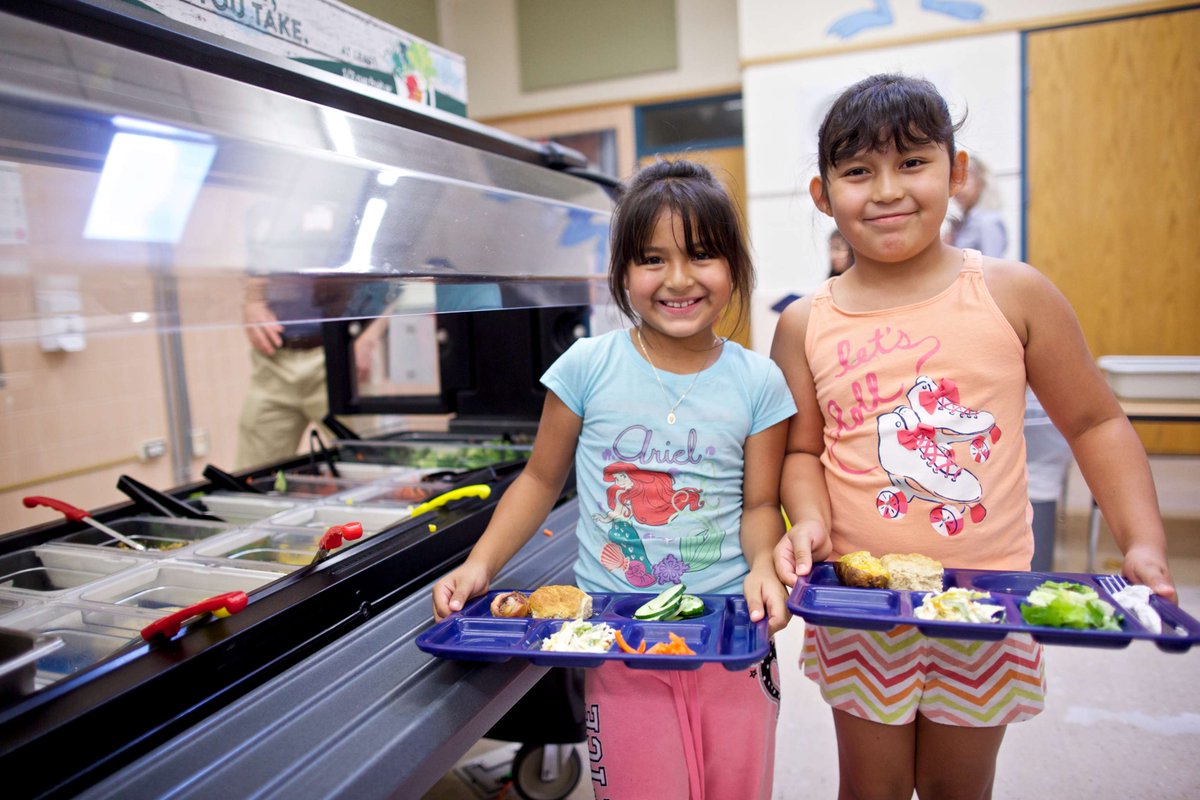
[1020,580,1123,631]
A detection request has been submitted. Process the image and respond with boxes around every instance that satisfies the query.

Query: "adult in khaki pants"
[235,277,333,470]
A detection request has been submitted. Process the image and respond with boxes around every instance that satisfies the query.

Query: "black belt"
[279,332,324,349]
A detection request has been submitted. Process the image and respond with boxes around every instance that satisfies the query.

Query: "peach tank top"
[805,249,1033,570]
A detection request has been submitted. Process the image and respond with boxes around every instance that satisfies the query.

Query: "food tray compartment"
[1096,355,1200,400]
[787,563,1200,652]
[0,603,160,688]
[416,591,768,671]
[79,562,280,612]
[0,627,63,701]
[56,516,239,554]
[266,504,409,533]
[188,494,303,525]
[190,526,352,569]
[0,546,147,597]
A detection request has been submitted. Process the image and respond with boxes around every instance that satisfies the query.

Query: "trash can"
[1025,389,1073,572]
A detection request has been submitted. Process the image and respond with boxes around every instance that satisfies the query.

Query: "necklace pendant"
[667,412,677,425]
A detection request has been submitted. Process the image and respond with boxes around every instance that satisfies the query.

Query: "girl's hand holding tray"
[786,561,1200,653]
[417,587,770,670]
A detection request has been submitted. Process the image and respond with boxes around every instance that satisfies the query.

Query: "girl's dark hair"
[608,159,752,330]
[817,73,964,182]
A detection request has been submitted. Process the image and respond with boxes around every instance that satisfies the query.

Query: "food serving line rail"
[74,502,581,800]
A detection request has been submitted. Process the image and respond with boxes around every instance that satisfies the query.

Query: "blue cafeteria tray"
[787,563,1200,653]
[416,590,769,670]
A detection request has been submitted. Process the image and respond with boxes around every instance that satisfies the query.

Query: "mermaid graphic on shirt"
[592,460,725,588]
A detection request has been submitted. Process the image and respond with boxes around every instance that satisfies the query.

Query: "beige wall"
[440,0,741,120]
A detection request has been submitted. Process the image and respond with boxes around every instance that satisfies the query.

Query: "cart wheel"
[511,743,583,800]
[875,489,908,520]
[929,504,964,536]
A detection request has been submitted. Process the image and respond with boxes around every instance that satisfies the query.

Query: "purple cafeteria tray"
[787,563,1200,653]
[416,590,769,670]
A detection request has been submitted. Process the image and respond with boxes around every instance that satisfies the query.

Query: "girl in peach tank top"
[806,248,1032,570]
[770,74,1174,800]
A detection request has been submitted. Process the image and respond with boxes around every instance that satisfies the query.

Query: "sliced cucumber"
[633,584,685,620]
[675,595,705,618]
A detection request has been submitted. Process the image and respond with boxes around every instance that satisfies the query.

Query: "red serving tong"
[310,521,365,565]
[24,495,147,550]
[140,591,249,641]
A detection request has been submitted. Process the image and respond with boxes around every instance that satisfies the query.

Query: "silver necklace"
[634,327,720,425]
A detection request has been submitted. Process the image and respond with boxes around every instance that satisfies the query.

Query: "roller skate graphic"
[875,406,986,536]
[907,376,1001,463]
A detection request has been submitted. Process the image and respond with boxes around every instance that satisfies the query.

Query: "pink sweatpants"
[584,643,780,800]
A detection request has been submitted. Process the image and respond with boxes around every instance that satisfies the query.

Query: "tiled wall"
[0,318,253,532]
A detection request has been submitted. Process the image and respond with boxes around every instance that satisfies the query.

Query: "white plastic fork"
[1098,574,1187,636]
[1095,574,1129,596]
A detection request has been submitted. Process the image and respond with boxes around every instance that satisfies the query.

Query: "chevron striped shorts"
[802,624,1046,727]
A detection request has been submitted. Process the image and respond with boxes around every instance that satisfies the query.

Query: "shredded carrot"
[645,632,696,656]
[542,528,554,537]
[614,629,646,654]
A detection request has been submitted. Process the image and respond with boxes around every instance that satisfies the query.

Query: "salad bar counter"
[0,1,615,796]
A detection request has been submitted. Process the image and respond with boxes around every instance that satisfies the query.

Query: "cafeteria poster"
[119,0,468,116]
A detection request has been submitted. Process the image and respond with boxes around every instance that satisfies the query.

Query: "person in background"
[434,159,810,799]
[772,73,1174,800]
[828,228,855,277]
[236,276,334,469]
[948,154,1007,257]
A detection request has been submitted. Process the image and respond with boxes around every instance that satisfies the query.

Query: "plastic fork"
[1097,574,1188,636]
[1095,574,1129,596]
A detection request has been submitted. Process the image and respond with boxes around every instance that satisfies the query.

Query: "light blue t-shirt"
[542,329,796,596]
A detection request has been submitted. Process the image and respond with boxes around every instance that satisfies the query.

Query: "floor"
[423,458,1200,800]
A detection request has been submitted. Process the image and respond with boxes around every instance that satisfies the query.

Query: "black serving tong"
[321,413,360,441]
[117,474,223,521]
[308,429,340,478]
[202,463,266,494]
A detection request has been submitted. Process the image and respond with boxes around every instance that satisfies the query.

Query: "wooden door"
[1026,9,1200,453]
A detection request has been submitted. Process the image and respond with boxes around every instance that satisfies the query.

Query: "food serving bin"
[267,504,409,533]
[1097,355,1200,400]
[190,527,333,569]
[245,473,370,497]
[187,494,303,524]
[0,604,160,688]
[0,627,63,701]
[79,562,281,612]
[55,516,239,554]
[0,546,147,598]
[342,480,456,507]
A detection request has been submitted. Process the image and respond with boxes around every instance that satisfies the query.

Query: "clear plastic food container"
[192,527,331,569]
[0,626,63,700]
[56,516,238,554]
[188,494,302,525]
[79,562,280,612]
[0,604,159,688]
[267,504,409,533]
[0,546,146,597]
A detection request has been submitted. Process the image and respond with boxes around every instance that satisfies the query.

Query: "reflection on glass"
[84,122,216,244]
